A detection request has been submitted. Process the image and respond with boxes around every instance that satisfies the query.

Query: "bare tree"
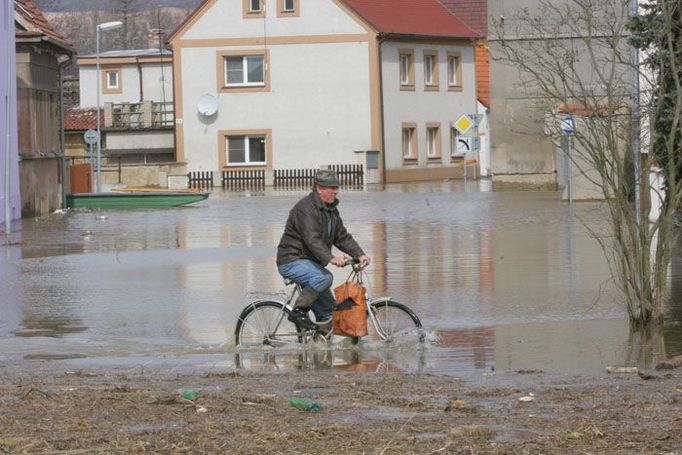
[491,0,681,327]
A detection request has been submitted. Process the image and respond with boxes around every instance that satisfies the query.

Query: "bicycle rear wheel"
[366,300,424,343]
[235,301,301,348]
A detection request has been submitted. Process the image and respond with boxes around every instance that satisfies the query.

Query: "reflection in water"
[234,344,428,374]
[1,183,681,374]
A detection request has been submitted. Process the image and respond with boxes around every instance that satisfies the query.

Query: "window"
[402,123,417,161]
[227,135,266,165]
[450,127,461,158]
[243,0,264,18]
[219,129,271,168]
[399,49,414,90]
[424,55,433,85]
[107,71,118,89]
[447,52,462,90]
[101,68,122,94]
[217,50,270,92]
[277,0,299,16]
[423,50,439,91]
[226,55,264,85]
[426,123,441,159]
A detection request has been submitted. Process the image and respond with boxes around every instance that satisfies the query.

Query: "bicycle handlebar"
[344,257,369,271]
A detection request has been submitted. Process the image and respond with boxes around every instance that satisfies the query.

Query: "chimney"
[147,28,165,49]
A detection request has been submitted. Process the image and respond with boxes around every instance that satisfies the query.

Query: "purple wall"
[1,0,21,230]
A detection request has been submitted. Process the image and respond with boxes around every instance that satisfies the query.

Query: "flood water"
[1,180,681,376]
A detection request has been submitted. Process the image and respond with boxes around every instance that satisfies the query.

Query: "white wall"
[141,63,174,104]
[180,41,372,171]
[107,130,174,150]
[79,62,174,108]
[381,41,478,170]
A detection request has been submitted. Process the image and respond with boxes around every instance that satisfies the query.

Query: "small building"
[169,0,481,184]
[77,47,175,169]
[439,0,491,178]
[14,0,73,216]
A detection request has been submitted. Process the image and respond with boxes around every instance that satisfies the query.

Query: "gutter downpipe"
[377,33,386,185]
[58,55,72,208]
[136,56,143,101]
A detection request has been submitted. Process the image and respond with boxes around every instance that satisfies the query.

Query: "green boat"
[66,191,209,209]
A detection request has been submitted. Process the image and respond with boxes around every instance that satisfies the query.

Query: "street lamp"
[95,20,122,193]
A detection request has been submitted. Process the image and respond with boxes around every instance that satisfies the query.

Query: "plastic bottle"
[288,397,322,412]
[182,390,199,401]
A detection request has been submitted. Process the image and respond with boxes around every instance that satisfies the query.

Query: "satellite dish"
[197,93,219,116]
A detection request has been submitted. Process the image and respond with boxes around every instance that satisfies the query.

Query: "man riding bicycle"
[276,169,371,333]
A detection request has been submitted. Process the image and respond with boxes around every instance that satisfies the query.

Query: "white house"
[76,47,175,167]
[77,48,173,107]
[169,0,480,183]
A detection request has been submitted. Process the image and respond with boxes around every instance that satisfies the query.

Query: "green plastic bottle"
[288,397,322,412]
[182,390,199,401]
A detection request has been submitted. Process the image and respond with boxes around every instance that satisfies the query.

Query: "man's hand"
[330,256,348,267]
[358,255,371,266]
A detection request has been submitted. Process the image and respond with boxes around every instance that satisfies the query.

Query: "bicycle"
[234,260,424,348]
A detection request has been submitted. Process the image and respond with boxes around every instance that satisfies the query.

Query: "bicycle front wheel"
[367,300,423,343]
[235,301,301,348]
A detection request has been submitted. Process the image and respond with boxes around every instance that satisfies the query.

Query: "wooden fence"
[188,171,214,190]
[273,168,317,189]
[329,164,364,187]
[274,164,364,189]
[188,165,364,191]
[222,170,265,190]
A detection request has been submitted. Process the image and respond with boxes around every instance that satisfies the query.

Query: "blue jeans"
[278,259,335,321]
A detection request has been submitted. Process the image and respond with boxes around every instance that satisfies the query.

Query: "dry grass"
[0,364,680,454]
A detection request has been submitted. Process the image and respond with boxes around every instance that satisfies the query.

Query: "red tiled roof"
[170,0,481,43]
[341,0,480,39]
[14,0,73,50]
[475,42,489,107]
[437,0,488,34]
[65,108,101,131]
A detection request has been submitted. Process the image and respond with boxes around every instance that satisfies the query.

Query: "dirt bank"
[0,361,680,454]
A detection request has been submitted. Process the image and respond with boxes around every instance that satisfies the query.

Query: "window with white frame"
[450,127,461,157]
[227,135,266,165]
[424,55,433,85]
[277,0,299,16]
[424,50,439,90]
[426,124,441,158]
[106,71,119,89]
[102,68,122,94]
[402,124,417,160]
[399,49,414,90]
[447,52,462,89]
[225,55,264,86]
[243,0,264,17]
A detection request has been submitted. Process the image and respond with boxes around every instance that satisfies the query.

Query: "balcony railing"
[104,101,174,129]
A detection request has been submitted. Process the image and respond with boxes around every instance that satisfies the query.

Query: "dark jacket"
[277,191,364,267]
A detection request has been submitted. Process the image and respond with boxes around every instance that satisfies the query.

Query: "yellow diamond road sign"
[454,115,473,135]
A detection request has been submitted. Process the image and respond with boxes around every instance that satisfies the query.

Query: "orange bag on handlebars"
[332,281,368,337]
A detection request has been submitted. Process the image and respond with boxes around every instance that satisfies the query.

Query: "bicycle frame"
[236,262,421,348]
[345,265,405,341]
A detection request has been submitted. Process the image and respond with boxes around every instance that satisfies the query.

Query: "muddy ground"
[0,361,680,454]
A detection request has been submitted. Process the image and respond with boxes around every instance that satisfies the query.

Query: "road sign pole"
[560,114,575,205]
[567,135,573,204]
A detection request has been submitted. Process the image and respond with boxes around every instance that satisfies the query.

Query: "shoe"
[288,308,317,330]
[314,318,332,337]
